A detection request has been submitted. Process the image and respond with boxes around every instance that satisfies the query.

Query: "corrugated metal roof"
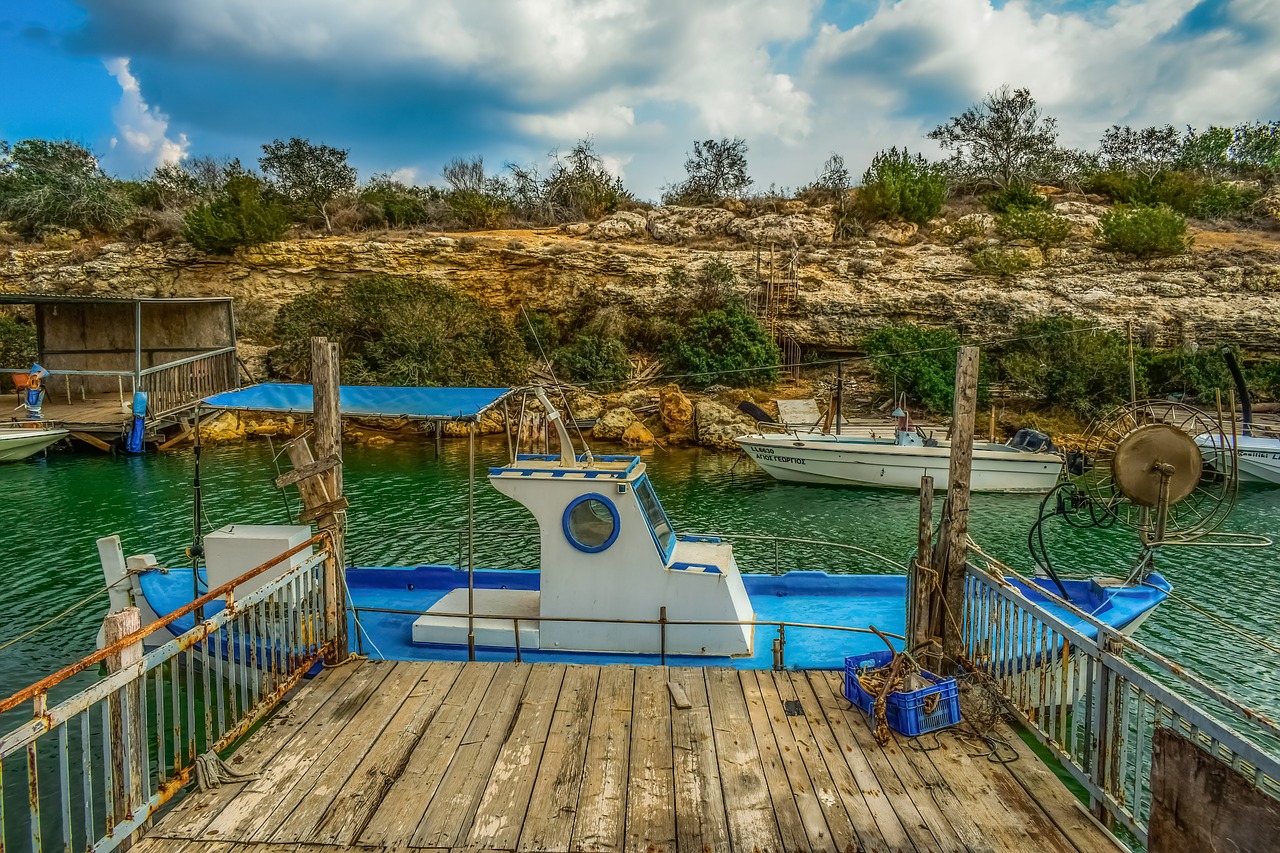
[0,293,233,306]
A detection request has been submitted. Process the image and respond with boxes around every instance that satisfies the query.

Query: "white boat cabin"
[411,453,756,657]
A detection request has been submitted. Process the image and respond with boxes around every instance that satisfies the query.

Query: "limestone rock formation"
[868,220,918,246]
[621,420,655,447]
[3,207,1279,365]
[593,406,638,440]
[658,383,695,443]
[588,211,647,241]
[727,213,834,246]
[694,400,755,451]
[645,206,736,243]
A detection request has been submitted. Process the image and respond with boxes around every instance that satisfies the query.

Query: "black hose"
[1223,348,1251,434]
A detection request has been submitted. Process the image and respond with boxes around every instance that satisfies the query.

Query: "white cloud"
[73,1,1280,196]
[103,57,189,174]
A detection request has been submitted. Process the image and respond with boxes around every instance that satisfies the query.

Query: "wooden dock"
[134,660,1116,853]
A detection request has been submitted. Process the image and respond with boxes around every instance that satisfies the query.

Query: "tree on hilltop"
[259,137,356,232]
[0,139,133,237]
[663,137,752,205]
[928,86,1059,190]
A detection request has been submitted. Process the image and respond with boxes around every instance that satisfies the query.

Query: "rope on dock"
[1147,583,1280,657]
[0,575,131,653]
[194,751,259,790]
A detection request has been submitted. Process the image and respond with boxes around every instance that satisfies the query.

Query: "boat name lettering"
[753,449,806,465]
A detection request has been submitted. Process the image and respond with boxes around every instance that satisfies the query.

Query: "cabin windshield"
[635,475,676,561]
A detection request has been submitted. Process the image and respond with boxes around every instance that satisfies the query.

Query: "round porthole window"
[562,493,620,553]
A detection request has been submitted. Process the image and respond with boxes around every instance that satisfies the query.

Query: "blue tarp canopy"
[202,383,511,420]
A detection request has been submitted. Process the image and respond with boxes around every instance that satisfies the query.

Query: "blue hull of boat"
[137,565,1170,670]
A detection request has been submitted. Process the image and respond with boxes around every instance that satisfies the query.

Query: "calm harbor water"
[2,438,1279,721]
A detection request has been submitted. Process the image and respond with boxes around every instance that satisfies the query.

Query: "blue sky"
[2,0,1277,199]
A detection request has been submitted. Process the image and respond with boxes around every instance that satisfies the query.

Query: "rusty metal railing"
[0,534,334,853]
[962,558,1280,845]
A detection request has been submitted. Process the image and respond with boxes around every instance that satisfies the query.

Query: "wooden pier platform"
[135,659,1116,853]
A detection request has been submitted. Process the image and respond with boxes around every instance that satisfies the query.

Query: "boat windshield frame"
[634,473,677,563]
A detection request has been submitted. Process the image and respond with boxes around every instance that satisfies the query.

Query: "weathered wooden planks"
[518,664,600,852]
[625,665,676,853]
[569,665,633,853]
[140,659,1119,853]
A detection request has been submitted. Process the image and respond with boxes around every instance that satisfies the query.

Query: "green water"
[2,439,1279,722]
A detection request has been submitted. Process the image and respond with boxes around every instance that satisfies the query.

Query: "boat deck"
[134,659,1116,853]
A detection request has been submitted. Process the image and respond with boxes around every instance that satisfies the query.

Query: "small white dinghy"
[736,404,1064,493]
[0,426,67,461]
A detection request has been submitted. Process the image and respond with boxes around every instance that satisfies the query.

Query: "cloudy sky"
[2,0,1277,199]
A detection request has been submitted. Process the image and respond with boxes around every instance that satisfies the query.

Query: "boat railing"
[0,533,336,853]
[963,557,1280,846]
[365,527,909,576]
[347,603,903,670]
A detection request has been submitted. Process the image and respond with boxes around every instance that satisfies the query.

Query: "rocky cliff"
[3,198,1279,356]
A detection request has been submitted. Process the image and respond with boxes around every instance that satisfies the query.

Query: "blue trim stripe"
[492,453,643,479]
[670,562,722,574]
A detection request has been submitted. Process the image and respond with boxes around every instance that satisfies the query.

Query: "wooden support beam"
[157,424,195,451]
[273,455,340,489]
[909,475,935,664]
[70,431,112,452]
[298,495,351,525]
[936,345,979,670]
[311,337,348,664]
[103,607,146,850]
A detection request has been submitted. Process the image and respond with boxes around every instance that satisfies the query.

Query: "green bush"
[660,304,779,388]
[358,177,438,228]
[856,147,947,225]
[1247,360,1280,402]
[971,247,1033,276]
[1097,204,1190,257]
[994,208,1071,251]
[982,183,1050,213]
[997,318,1131,416]
[270,275,529,386]
[862,324,965,414]
[0,314,37,380]
[1143,348,1232,401]
[554,332,632,389]
[0,139,135,238]
[518,310,560,359]
[183,175,289,254]
[1189,181,1261,220]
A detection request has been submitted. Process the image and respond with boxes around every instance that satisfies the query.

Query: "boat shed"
[1,294,238,437]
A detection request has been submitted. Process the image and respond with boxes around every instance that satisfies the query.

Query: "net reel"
[1076,400,1238,544]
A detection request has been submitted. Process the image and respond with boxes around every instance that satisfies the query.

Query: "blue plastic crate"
[843,651,961,737]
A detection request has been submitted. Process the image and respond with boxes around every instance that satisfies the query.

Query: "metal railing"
[962,559,1280,845]
[0,534,334,853]
[140,347,237,418]
[350,602,904,669]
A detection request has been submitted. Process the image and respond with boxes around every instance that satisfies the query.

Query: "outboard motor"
[1009,428,1055,454]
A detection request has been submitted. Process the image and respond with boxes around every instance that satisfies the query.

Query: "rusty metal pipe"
[0,532,330,715]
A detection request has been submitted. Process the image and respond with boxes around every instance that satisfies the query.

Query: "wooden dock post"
[103,607,146,850]
[909,476,935,664]
[933,345,979,670]
[311,337,349,664]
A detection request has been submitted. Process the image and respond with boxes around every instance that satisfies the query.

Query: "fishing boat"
[0,425,67,461]
[1194,350,1280,485]
[96,384,1165,669]
[736,403,1064,493]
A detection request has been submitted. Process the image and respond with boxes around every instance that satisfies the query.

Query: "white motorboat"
[0,426,67,461]
[1195,431,1280,485]
[736,405,1063,493]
